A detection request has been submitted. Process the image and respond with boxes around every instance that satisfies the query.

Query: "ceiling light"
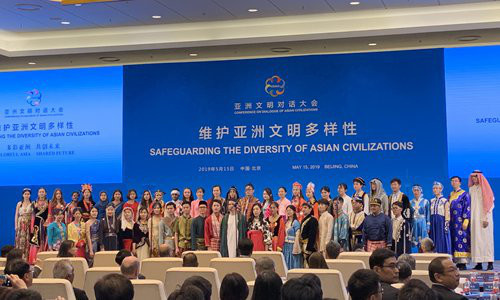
[61,21,70,25]
[270,47,292,53]
[99,56,120,62]
[189,53,198,57]
[368,43,377,46]
[350,1,360,5]
[28,62,36,65]
[248,8,258,12]
[15,4,42,11]
[74,3,82,6]
[457,35,481,42]
[152,15,162,19]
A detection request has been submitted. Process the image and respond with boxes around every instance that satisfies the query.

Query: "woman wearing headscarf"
[410,184,430,248]
[369,178,389,215]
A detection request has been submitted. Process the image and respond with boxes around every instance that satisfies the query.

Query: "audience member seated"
[53,259,89,300]
[419,238,435,253]
[4,259,33,288]
[0,273,30,300]
[281,276,322,300]
[94,273,134,300]
[397,261,412,284]
[159,244,173,257]
[347,269,382,300]
[300,274,322,299]
[115,249,132,266]
[220,273,249,300]
[352,243,365,252]
[168,285,204,300]
[325,241,341,259]
[428,257,466,300]
[181,276,212,300]
[255,257,275,276]
[120,256,141,280]
[1,245,14,258]
[5,249,23,268]
[57,240,76,258]
[252,271,282,300]
[398,279,438,300]
[307,252,328,269]
[369,248,399,300]
[182,253,199,267]
[398,254,416,270]
[4,289,43,300]
[237,239,253,258]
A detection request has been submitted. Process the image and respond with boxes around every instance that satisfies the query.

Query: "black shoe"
[487,262,494,270]
[473,263,483,271]
[457,263,467,270]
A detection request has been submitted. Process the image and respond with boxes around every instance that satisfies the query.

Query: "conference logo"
[265,75,285,97]
[26,89,42,106]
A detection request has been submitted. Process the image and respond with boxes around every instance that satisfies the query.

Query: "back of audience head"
[308,252,328,269]
[428,257,460,290]
[347,269,382,300]
[398,254,416,270]
[168,285,204,300]
[182,276,212,300]
[5,289,42,300]
[397,261,412,284]
[398,279,438,300]
[53,259,75,283]
[1,245,14,258]
[220,273,249,300]
[369,248,398,284]
[6,249,23,267]
[115,249,132,266]
[281,276,322,300]
[255,257,275,276]
[182,253,199,267]
[252,271,282,300]
[352,243,365,252]
[419,238,435,253]
[301,273,322,298]
[238,238,253,257]
[120,256,140,279]
[57,240,76,258]
[159,244,172,257]
[4,259,32,287]
[94,273,134,300]
[325,241,341,259]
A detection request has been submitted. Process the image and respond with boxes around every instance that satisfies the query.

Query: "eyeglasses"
[382,264,398,270]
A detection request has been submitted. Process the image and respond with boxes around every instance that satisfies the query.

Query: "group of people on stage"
[14,170,495,270]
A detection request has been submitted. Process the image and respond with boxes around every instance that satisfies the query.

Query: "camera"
[0,275,12,287]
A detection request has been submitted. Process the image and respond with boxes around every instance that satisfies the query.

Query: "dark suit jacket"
[381,282,399,300]
[74,287,89,300]
[431,284,467,300]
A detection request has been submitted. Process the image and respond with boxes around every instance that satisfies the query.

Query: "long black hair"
[248,202,264,224]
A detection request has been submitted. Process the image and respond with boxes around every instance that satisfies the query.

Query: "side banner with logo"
[123,49,448,191]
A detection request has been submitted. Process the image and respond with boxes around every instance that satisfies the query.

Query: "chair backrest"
[0,258,6,268]
[41,257,89,289]
[182,251,221,267]
[0,267,4,275]
[252,251,288,278]
[246,281,255,300]
[141,258,182,282]
[93,251,120,267]
[338,252,372,269]
[392,283,405,289]
[31,278,76,300]
[411,270,433,287]
[165,267,220,300]
[35,251,58,269]
[210,258,256,282]
[84,267,121,300]
[131,279,167,300]
[287,269,348,300]
[410,253,452,261]
[325,259,366,285]
[415,260,432,271]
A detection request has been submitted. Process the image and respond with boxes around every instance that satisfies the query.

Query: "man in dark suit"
[428,257,467,300]
[53,259,88,300]
[369,248,399,300]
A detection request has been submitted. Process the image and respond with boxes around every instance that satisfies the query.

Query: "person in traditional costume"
[207,185,225,215]
[65,191,79,225]
[348,196,365,250]
[267,202,285,252]
[48,188,66,224]
[149,202,163,257]
[247,203,272,251]
[47,209,67,251]
[205,199,224,251]
[262,188,274,219]
[67,207,86,258]
[391,202,411,256]
[78,184,95,222]
[139,190,153,216]
[468,170,495,271]
[190,187,205,218]
[363,198,392,251]
[191,200,208,250]
[276,187,291,217]
[159,202,176,255]
[153,189,166,214]
[110,189,124,219]
[174,201,192,256]
[173,188,184,217]
[239,183,259,221]
[429,181,451,255]
[282,205,303,269]
[15,188,33,260]
[98,204,119,251]
[123,189,139,221]
[449,176,471,270]
[369,178,389,215]
[331,196,349,250]
[388,178,413,222]
[28,187,49,264]
[220,198,247,257]
[225,186,240,216]
[410,184,430,247]
[353,177,370,214]
[94,191,109,221]
[317,199,333,256]
[118,206,135,252]
[306,182,319,219]
[291,182,307,222]
[336,183,353,216]
[133,207,150,261]
[299,202,318,266]
[85,207,100,265]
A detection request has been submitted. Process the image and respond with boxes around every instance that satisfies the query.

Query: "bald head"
[120,256,140,279]
[255,257,275,276]
[159,244,172,257]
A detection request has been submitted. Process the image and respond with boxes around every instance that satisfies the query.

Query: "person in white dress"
[468,170,495,271]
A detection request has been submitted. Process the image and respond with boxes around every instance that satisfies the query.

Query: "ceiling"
[0,0,496,32]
